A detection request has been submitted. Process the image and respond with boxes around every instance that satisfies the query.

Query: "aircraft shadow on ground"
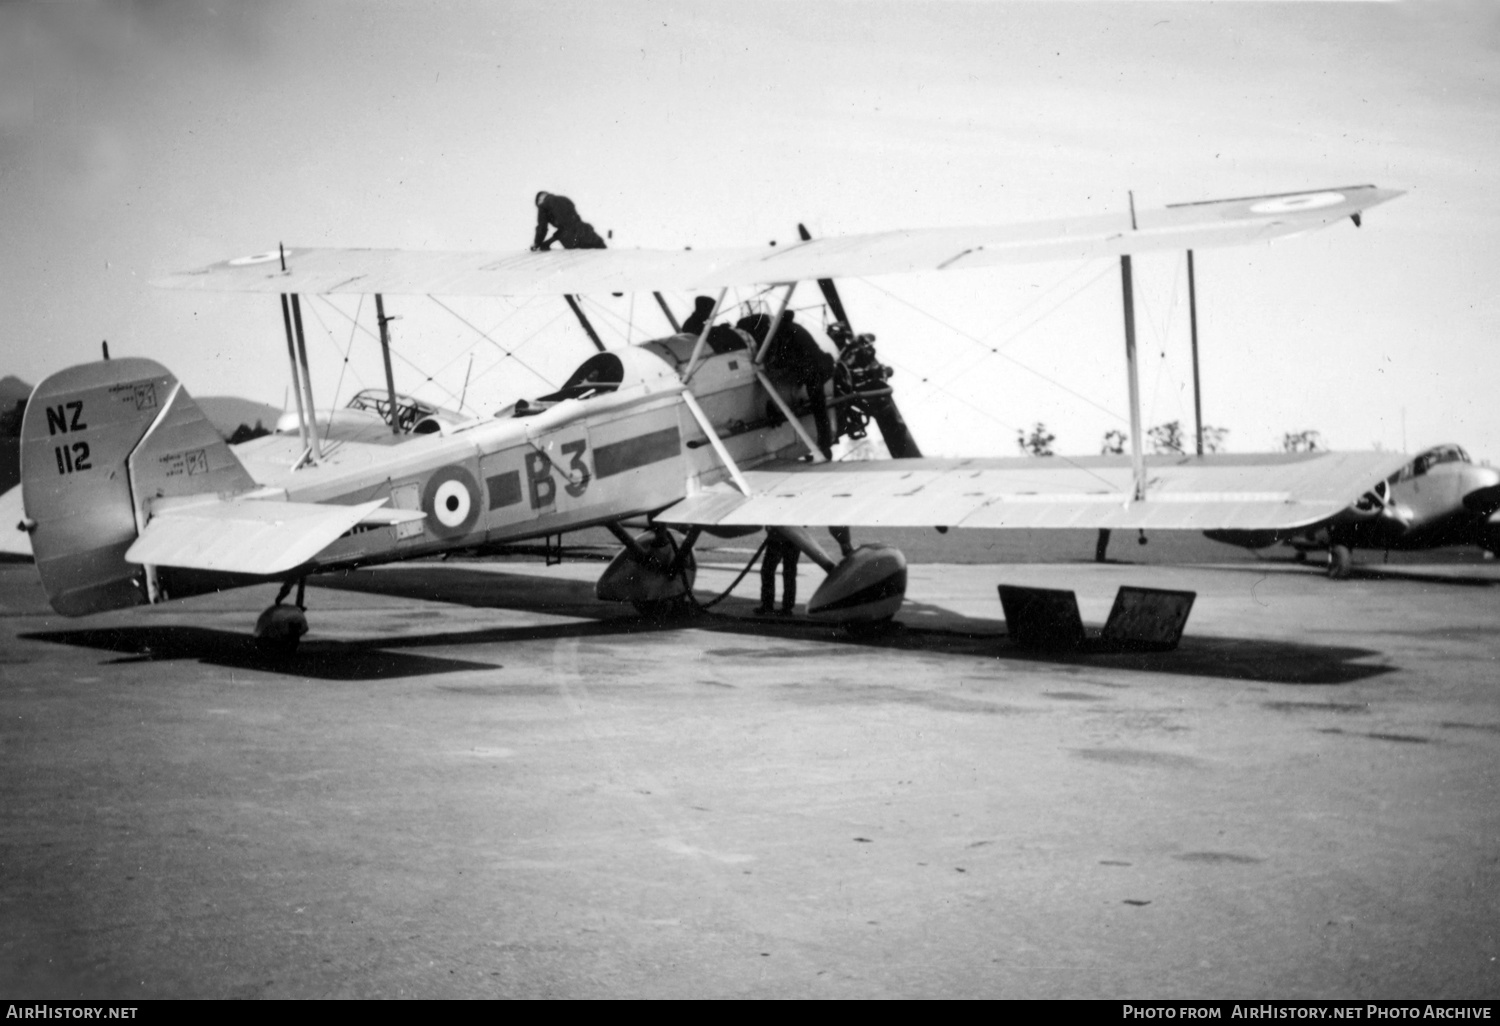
[305,566,1395,686]
[19,568,687,680]
[19,625,505,681]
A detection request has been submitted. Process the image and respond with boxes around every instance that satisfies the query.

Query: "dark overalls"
[758,531,800,614]
[533,194,606,250]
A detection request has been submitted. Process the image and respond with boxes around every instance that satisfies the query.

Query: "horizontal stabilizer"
[659,451,1412,533]
[154,186,1401,298]
[126,498,399,576]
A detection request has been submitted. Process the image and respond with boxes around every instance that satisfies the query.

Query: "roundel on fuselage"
[421,465,481,539]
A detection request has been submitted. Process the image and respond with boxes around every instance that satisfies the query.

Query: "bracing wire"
[1143,252,1187,447]
[857,270,1126,422]
[309,295,468,409]
[918,259,1113,385]
[331,294,364,410]
[573,294,647,345]
[464,306,572,391]
[426,295,555,389]
[303,295,370,411]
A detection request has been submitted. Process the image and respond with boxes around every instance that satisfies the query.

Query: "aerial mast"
[374,294,401,435]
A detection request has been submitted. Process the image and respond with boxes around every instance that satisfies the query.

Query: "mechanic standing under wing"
[532,191,607,250]
[756,530,800,616]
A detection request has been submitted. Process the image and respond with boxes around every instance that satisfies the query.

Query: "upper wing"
[124,497,424,575]
[657,451,1413,532]
[153,186,1401,298]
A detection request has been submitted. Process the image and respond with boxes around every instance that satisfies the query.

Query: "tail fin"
[21,358,255,615]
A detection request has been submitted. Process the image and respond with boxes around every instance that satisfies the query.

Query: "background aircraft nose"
[1460,466,1500,515]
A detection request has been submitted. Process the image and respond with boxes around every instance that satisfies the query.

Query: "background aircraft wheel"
[1293,549,1308,563]
[1327,544,1353,580]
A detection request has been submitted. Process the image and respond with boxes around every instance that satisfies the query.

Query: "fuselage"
[1355,446,1500,551]
[218,334,815,574]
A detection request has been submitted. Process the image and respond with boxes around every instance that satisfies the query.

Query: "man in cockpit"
[532,192,606,251]
[681,295,716,336]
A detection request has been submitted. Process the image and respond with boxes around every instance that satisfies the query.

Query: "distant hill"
[0,376,31,407]
[0,377,33,492]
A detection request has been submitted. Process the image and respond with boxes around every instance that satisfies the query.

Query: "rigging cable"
[857,268,1125,422]
[463,306,571,393]
[310,294,468,410]
[304,294,372,408]
[839,272,1131,490]
[426,294,555,389]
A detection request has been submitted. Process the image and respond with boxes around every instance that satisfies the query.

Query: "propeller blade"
[797,223,923,459]
[797,223,851,331]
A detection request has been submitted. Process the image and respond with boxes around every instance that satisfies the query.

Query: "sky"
[2,0,1498,461]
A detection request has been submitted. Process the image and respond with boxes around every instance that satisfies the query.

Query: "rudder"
[21,358,255,615]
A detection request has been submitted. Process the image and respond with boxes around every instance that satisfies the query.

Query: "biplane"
[14,185,1410,655]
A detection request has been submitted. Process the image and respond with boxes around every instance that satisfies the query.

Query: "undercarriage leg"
[256,576,310,658]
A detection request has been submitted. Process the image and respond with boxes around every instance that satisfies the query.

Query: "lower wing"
[658,451,1411,532]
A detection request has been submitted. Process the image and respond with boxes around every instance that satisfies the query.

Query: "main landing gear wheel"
[253,603,308,659]
[633,541,697,621]
[254,578,309,659]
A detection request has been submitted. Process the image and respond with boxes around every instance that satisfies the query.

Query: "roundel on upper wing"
[421,465,481,539]
[1248,192,1345,215]
[228,250,292,266]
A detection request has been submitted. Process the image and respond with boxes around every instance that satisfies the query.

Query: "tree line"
[1015,421,1325,457]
